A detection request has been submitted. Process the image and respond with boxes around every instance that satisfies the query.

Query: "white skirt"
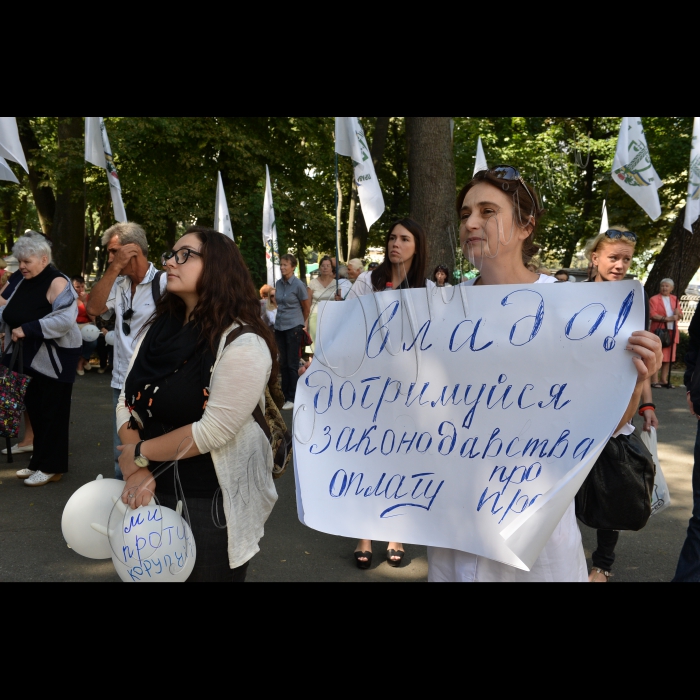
[428,502,588,583]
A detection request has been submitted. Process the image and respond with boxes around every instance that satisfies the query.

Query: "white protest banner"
[0,156,19,184]
[335,117,385,231]
[685,117,700,233]
[263,165,281,286]
[85,117,127,223]
[294,282,644,571]
[613,117,663,221]
[215,172,234,240]
[474,137,489,176]
[0,117,29,173]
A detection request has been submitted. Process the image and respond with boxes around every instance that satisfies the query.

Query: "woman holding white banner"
[346,218,428,569]
[428,166,663,583]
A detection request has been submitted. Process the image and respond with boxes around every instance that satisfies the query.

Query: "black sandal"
[387,550,406,568]
[355,551,373,571]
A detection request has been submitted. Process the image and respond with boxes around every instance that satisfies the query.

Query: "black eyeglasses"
[605,229,638,243]
[122,308,134,337]
[161,248,203,266]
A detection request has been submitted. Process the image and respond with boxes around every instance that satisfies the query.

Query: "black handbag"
[653,300,677,348]
[654,327,673,348]
[575,430,656,532]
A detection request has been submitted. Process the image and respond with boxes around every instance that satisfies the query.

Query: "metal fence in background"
[680,296,699,331]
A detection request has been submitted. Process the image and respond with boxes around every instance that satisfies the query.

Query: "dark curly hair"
[155,226,278,386]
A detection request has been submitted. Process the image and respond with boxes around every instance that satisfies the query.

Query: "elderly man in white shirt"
[87,223,168,480]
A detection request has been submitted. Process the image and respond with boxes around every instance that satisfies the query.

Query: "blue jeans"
[673,421,700,582]
[113,388,123,481]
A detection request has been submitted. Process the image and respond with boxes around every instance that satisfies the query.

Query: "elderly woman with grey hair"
[0,232,81,487]
[650,278,683,389]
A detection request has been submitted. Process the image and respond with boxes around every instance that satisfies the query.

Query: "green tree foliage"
[1,117,696,285]
[454,117,695,270]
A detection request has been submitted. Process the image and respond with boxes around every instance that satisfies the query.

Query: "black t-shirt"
[138,345,220,498]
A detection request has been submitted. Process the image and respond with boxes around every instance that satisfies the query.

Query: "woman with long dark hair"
[347,218,428,301]
[116,227,280,583]
[344,218,428,569]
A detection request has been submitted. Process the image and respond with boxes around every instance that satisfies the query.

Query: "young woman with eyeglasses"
[115,227,280,583]
[427,167,663,584]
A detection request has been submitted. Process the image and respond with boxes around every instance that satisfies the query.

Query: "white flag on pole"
[263,166,281,287]
[335,117,385,231]
[474,136,489,176]
[0,117,28,173]
[612,117,663,221]
[85,117,127,223]
[214,172,234,240]
[599,200,610,234]
[684,117,700,233]
[0,156,19,184]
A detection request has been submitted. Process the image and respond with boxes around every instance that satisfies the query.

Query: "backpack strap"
[223,326,272,442]
[152,271,165,305]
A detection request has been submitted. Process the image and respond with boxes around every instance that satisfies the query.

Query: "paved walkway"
[0,372,694,583]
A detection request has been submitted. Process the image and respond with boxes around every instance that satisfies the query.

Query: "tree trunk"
[51,117,85,275]
[406,117,457,280]
[563,117,596,268]
[645,210,700,299]
[350,116,391,260]
[16,117,56,234]
[165,219,178,250]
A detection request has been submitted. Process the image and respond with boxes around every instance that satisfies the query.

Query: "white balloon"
[105,331,116,347]
[108,501,197,583]
[61,477,126,560]
[81,324,101,343]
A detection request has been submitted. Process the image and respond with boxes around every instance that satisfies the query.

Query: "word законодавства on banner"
[293,282,644,571]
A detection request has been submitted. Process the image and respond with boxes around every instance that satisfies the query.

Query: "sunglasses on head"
[605,229,638,243]
[474,165,539,211]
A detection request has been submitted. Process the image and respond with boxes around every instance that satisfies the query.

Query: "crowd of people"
[1,164,698,584]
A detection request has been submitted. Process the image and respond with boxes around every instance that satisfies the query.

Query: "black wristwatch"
[134,441,150,469]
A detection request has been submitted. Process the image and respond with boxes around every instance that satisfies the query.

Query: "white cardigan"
[117,324,278,570]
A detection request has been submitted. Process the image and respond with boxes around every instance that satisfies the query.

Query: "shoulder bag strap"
[223,326,273,440]
[7,339,23,374]
[152,271,165,305]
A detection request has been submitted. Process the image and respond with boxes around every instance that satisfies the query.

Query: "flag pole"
[82,157,87,279]
[335,151,340,294]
